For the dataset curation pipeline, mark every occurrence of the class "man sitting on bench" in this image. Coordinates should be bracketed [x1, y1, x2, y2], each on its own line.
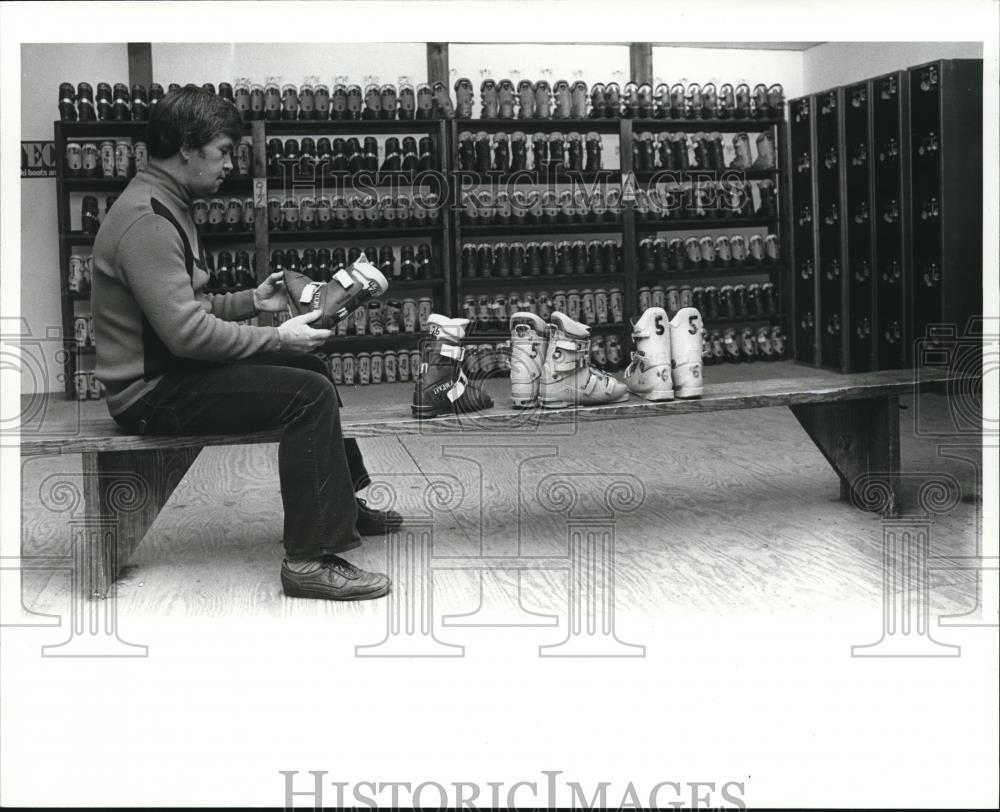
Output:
[91, 86, 396, 602]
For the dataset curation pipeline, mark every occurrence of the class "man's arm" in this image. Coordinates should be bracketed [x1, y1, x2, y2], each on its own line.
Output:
[118, 213, 279, 360]
[199, 287, 258, 322]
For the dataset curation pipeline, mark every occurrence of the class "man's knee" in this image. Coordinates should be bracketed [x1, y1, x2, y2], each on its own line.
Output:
[280, 369, 339, 424]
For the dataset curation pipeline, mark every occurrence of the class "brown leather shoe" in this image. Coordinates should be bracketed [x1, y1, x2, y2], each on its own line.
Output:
[281, 555, 390, 600]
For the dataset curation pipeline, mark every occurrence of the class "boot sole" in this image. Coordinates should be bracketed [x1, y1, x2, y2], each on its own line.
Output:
[675, 390, 703, 399]
[540, 392, 630, 409]
[281, 579, 391, 601]
[411, 403, 494, 419]
[511, 398, 538, 408]
[411, 405, 445, 419]
[636, 389, 675, 402]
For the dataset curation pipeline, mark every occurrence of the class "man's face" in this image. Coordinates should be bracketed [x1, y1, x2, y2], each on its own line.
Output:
[185, 134, 234, 195]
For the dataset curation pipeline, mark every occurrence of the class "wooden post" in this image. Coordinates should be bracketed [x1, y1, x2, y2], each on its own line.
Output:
[629, 43, 653, 86]
[127, 43, 153, 88]
[427, 43, 449, 85]
[251, 120, 269, 288]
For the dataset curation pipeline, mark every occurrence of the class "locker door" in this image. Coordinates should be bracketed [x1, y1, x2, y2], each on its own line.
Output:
[871, 71, 908, 369]
[815, 89, 845, 370]
[844, 81, 875, 372]
[789, 95, 817, 364]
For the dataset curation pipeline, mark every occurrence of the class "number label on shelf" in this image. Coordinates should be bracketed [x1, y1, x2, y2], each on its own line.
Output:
[253, 179, 267, 208]
[620, 171, 637, 203]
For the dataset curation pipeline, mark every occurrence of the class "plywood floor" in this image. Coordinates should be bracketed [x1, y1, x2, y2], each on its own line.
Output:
[18, 361, 984, 621]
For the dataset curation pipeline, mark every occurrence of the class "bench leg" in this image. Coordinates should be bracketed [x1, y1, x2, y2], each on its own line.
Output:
[789, 396, 901, 517]
[81, 446, 202, 598]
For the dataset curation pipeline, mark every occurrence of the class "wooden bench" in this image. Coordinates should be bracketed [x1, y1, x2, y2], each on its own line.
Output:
[20, 366, 953, 598]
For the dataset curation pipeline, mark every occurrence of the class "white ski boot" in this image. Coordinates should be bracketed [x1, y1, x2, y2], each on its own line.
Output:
[509, 312, 548, 408]
[538, 311, 630, 409]
[669, 307, 704, 398]
[624, 307, 674, 401]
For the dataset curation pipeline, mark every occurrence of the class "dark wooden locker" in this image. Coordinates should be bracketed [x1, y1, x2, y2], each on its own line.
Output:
[909, 58, 983, 350]
[844, 81, 876, 372]
[871, 71, 910, 369]
[790, 95, 818, 364]
[814, 88, 847, 370]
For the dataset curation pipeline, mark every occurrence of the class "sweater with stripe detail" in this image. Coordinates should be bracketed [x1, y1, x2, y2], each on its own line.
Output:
[92, 163, 280, 416]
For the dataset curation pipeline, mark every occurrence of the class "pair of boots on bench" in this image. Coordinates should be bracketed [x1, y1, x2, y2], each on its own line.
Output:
[509, 306, 705, 408]
[414, 304, 704, 418]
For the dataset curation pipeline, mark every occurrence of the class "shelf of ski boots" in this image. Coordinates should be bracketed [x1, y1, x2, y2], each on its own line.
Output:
[461, 287, 627, 332]
[458, 188, 625, 236]
[637, 282, 781, 321]
[454, 129, 620, 183]
[635, 232, 780, 280]
[261, 191, 443, 239]
[452, 78, 785, 124]
[268, 245, 443, 286]
[57, 78, 460, 125]
[264, 134, 442, 186]
[632, 177, 779, 230]
[702, 325, 788, 365]
[326, 348, 426, 386]
[59, 129, 252, 189]
[461, 239, 624, 282]
[629, 129, 779, 180]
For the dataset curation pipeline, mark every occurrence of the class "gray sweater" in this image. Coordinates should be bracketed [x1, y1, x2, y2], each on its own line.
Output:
[92, 163, 280, 415]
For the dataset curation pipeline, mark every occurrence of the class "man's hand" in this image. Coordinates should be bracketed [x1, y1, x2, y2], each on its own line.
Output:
[276, 310, 333, 353]
[253, 271, 288, 313]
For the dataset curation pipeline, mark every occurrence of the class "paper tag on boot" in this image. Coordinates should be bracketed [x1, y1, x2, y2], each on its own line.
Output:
[332, 269, 354, 289]
[447, 371, 468, 402]
[299, 282, 322, 304]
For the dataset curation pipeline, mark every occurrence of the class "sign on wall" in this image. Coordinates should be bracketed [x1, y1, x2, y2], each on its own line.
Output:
[21, 141, 57, 177]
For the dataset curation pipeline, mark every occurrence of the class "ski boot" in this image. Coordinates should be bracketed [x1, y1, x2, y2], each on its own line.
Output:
[669, 307, 704, 398]
[625, 307, 674, 401]
[411, 315, 494, 418]
[283, 253, 388, 329]
[509, 312, 549, 408]
[538, 312, 630, 409]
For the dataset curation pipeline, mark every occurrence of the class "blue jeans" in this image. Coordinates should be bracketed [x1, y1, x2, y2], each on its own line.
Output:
[112, 354, 369, 560]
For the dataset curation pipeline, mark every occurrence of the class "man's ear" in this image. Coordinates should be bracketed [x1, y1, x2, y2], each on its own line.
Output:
[179, 144, 193, 162]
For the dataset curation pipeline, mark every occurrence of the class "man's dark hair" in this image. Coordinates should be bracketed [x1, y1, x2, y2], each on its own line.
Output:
[146, 85, 243, 160]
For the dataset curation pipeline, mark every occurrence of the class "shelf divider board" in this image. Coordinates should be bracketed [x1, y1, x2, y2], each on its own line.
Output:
[251, 120, 269, 296]
[620, 117, 638, 344]
[629, 43, 653, 86]
[436, 120, 453, 319]
[427, 43, 449, 86]
[55, 120, 76, 398]
[126, 42, 153, 89]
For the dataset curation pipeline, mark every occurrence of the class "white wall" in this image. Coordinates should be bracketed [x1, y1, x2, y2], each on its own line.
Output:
[20, 43, 129, 394]
[150, 42, 428, 90]
[652, 46, 804, 100]
[802, 41, 984, 95]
